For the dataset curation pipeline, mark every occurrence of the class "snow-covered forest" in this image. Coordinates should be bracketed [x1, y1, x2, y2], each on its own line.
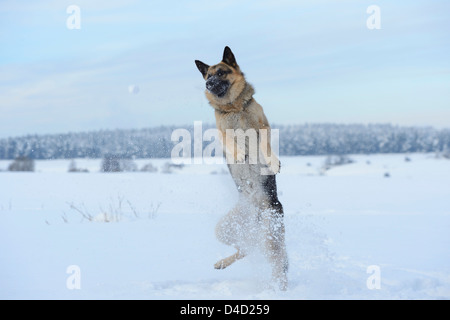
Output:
[0, 123, 449, 160]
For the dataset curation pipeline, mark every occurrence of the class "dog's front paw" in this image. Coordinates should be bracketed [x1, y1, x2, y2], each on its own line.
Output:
[274, 159, 281, 173]
[269, 158, 281, 174]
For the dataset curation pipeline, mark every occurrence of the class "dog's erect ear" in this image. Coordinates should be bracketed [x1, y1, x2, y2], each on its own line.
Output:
[195, 60, 209, 78]
[222, 46, 237, 68]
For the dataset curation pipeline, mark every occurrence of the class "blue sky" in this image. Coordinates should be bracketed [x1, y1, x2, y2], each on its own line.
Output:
[0, 0, 449, 138]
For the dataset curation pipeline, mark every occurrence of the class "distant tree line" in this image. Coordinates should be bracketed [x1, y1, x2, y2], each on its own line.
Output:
[0, 123, 449, 160]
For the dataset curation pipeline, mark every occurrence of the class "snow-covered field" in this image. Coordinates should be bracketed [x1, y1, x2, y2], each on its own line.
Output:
[0, 154, 449, 299]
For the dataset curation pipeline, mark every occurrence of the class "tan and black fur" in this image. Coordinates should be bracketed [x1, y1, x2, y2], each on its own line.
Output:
[195, 47, 288, 290]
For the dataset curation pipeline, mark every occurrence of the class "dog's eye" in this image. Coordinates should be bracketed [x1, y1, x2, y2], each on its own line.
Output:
[217, 70, 224, 77]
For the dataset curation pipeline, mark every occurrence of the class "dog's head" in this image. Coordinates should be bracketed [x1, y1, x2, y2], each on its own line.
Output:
[195, 46, 245, 100]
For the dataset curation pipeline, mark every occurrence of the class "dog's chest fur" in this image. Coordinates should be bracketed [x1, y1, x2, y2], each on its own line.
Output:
[214, 109, 268, 202]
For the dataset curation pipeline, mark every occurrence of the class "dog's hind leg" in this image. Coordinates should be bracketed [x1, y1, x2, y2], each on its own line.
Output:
[260, 175, 289, 290]
[264, 223, 288, 290]
[214, 204, 253, 269]
[259, 204, 288, 290]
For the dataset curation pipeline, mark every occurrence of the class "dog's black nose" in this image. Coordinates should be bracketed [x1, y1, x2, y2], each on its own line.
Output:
[206, 80, 214, 90]
[206, 77, 217, 90]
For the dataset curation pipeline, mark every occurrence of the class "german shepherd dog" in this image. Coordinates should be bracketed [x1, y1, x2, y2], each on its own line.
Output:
[195, 47, 288, 290]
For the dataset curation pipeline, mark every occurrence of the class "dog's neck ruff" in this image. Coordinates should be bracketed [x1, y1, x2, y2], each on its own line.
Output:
[212, 83, 255, 114]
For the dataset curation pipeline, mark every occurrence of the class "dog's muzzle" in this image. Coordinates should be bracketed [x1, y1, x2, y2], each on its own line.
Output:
[206, 76, 230, 98]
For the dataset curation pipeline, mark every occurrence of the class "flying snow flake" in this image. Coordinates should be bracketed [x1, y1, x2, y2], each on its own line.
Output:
[128, 85, 140, 95]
